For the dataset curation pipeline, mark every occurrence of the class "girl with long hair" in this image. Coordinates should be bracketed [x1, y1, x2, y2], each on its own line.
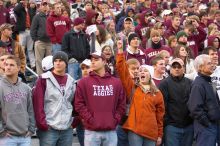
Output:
[116, 40, 165, 146]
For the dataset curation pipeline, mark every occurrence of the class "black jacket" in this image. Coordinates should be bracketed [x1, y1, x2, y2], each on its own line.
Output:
[159, 75, 193, 128]
[14, 3, 36, 32]
[62, 29, 90, 62]
[188, 73, 220, 127]
[30, 12, 50, 42]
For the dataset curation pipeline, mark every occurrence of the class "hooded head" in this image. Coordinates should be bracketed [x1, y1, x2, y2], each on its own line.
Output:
[85, 9, 98, 26]
[208, 35, 220, 48]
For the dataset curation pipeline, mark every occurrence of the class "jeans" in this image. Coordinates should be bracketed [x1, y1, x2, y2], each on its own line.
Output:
[52, 44, 61, 55]
[194, 121, 217, 146]
[0, 136, 31, 146]
[37, 127, 73, 146]
[68, 62, 82, 80]
[164, 124, 194, 146]
[128, 131, 156, 146]
[116, 125, 128, 146]
[217, 122, 220, 146]
[19, 30, 35, 68]
[76, 123, 84, 146]
[84, 129, 117, 146]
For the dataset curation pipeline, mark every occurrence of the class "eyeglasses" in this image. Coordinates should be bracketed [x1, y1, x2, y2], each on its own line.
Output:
[42, 2, 48, 6]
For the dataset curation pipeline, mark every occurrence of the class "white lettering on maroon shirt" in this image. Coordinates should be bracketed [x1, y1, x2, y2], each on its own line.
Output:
[93, 85, 114, 96]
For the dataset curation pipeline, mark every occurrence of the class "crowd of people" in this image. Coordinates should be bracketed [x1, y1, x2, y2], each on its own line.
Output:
[0, 0, 220, 146]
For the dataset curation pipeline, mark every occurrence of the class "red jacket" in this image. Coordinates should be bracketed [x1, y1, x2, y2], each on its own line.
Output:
[46, 12, 71, 44]
[74, 71, 126, 131]
[145, 45, 172, 65]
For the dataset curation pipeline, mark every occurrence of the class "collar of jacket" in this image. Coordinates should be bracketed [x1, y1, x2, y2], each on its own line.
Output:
[170, 74, 184, 82]
[198, 72, 212, 82]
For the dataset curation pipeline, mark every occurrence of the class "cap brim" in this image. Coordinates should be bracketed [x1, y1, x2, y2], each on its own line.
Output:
[88, 54, 101, 59]
[171, 61, 183, 66]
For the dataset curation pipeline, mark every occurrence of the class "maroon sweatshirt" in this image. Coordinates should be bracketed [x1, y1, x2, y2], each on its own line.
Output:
[164, 25, 181, 38]
[0, 6, 9, 25]
[74, 71, 126, 131]
[188, 26, 207, 58]
[46, 12, 71, 44]
[145, 45, 172, 65]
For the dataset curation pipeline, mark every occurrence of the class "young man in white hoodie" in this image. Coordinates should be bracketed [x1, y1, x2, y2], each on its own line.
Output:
[0, 55, 35, 146]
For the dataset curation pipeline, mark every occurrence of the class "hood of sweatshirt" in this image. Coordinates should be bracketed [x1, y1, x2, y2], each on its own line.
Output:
[1, 76, 22, 87]
[89, 71, 112, 78]
[85, 9, 98, 26]
[125, 7, 135, 17]
[208, 35, 219, 47]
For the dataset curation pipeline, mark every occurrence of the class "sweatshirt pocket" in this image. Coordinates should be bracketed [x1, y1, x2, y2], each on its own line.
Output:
[92, 112, 117, 130]
[207, 106, 220, 121]
[6, 112, 28, 134]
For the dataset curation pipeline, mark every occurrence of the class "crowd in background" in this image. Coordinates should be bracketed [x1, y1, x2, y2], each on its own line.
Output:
[0, 0, 220, 146]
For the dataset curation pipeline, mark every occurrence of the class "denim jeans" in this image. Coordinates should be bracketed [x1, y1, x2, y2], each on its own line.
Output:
[164, 124, 194, 146]
[76, 123, 84, 146]
[194, 121, 217, 146]
[68, 62, 82, 80]
[217, 122, 220, 146]
[84, 129, 117, 146]
[116, 125, 129, 146]
[52, 44, 61, 55]
[37, 127, 73, 146]
[128, 131, 156, 146]
[0, 136, 31, 146]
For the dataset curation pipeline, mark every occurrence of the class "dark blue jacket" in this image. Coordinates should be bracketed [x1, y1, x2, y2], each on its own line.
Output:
[187, 73, 220, 127]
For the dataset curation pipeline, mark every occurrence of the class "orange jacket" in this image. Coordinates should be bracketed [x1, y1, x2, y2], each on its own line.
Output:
[116, 53, 165, 141]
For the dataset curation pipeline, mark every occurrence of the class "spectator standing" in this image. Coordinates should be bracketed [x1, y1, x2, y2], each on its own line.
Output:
[0, 0, 9, 25]
[14, 0, 36, 70]
[62, 17, 90, 80]
[159, 58, 194, 146]
[151, 56, 166, 86]
[46, 2, 71, 55]
[116, 40, 165, 146]
[164, 15, 181, 38]
[75, 59, 91, 146]
[31, 0, 52, 75]
[188, 54, 220, 146]
[0, 23, 26, 77]
[116, 58, 140, 146]
[33, 51, 76, 146]
[74, 51, 126, 146]
[0, 53, 9, 78]
[124, 32, 147, 65]
[145, 29, 172, 65]
[0, 55, 35, 146]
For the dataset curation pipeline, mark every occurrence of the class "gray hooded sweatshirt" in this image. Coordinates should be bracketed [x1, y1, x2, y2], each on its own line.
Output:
[0, 77, 35, 136]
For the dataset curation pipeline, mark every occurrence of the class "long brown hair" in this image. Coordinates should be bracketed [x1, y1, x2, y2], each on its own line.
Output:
[96, 25, 107, 44]
[173, 45, 192, 64]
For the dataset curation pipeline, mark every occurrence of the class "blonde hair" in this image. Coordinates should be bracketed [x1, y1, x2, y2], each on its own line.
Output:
[138, 66, 159, 95]
[208, 23, 218, 35]
[150, 29, 161, 38]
